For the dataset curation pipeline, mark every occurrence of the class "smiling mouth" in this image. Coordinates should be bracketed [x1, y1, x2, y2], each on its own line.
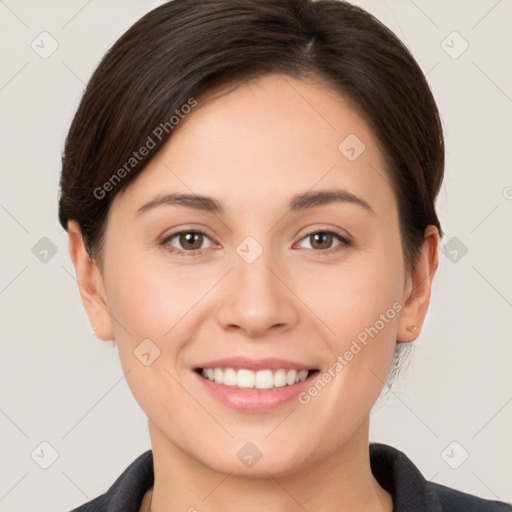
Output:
[194, 367, 319, 390]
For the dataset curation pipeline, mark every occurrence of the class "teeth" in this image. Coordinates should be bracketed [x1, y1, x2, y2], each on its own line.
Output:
[223, 367, 237, 386]
[274, 369, 287, 387]
[214, 368, 223, 384]
[200, 367, 310, 389]
[237, 369, 255, 388]
[297, 370, 308, 382]
[255, 369, 273, 389]
[286, 369, 297, 385]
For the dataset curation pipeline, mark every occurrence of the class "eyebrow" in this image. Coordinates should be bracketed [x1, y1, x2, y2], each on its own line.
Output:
[135, 189, 375, 217]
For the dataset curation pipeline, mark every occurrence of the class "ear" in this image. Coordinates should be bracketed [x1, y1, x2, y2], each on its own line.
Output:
[397, 225, 439, 343]
[67, 220, 115, 342]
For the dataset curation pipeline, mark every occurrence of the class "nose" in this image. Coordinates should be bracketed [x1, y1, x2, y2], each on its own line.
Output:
[215, 245, 300, 338]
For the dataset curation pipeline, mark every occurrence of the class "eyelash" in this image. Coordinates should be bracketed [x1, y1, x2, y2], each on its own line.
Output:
[159, 228, 353, 257]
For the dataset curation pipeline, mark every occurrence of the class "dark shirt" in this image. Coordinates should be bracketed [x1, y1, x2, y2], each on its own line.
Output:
[67, 443, 511, 511]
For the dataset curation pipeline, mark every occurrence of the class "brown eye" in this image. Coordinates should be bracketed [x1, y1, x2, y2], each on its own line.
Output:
[162, 230, 212, 254]
[309, 232, 334, 250]
[178, 232, 204, 250]
[297, 230, 352, 253]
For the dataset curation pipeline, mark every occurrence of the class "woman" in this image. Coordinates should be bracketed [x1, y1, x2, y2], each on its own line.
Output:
[59, 0, 511, 510]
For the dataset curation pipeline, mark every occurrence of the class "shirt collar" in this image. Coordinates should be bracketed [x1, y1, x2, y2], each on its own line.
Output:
[370, 443, 442, 511]
[104, 443, 441, 511]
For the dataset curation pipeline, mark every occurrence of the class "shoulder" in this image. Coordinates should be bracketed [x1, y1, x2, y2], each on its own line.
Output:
[429, 481, 511, 512]
[65, 450, 154, 512]
[369, 443, 511, 512]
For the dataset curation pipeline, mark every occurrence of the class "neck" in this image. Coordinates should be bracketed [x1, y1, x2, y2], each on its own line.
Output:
[146, 418, 392, 512]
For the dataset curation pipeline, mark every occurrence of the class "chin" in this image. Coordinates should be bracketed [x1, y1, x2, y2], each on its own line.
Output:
[191, 439, 313, 479]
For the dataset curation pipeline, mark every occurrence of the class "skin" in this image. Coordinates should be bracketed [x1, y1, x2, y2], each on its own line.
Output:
[67, 73, 438, 512]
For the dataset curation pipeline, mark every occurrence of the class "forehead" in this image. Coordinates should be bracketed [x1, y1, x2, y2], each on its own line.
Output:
[113, 73, 396, 219]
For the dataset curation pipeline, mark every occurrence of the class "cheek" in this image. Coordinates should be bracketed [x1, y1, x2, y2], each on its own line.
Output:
[295, 286, 400, 444]
[102, 254, 221, 399]
[104, 249, 212, 341]
[102, 260, 202, 421]
[300, 243, 405, 347]
[298, 238, 405, 402]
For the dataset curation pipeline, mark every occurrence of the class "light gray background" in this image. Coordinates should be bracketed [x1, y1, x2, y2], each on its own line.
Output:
[1, 1, 511, 510]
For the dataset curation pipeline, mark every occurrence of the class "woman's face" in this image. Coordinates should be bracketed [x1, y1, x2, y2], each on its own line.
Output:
[77, 73, 432, 476]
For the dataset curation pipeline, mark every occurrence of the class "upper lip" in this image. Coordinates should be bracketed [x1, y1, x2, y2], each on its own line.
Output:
[194, 357, 317, 371]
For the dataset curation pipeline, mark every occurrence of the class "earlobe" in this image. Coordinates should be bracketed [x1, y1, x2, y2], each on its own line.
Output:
[397, 225, 439, 343]
[67, 221, 115, 342]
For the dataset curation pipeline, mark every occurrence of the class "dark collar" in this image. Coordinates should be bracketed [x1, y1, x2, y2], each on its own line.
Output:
[70, 443, 511, 511]
[370, 443, 441, 510]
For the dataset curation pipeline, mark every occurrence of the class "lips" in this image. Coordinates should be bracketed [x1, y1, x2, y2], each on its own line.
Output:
[192, 357, 319, 410]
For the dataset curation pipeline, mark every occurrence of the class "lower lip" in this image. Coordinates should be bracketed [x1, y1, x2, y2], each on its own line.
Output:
[193, 370, 318, 413]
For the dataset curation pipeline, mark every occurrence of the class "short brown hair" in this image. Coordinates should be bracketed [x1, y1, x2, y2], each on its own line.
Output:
[58, 0, 444, 274]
